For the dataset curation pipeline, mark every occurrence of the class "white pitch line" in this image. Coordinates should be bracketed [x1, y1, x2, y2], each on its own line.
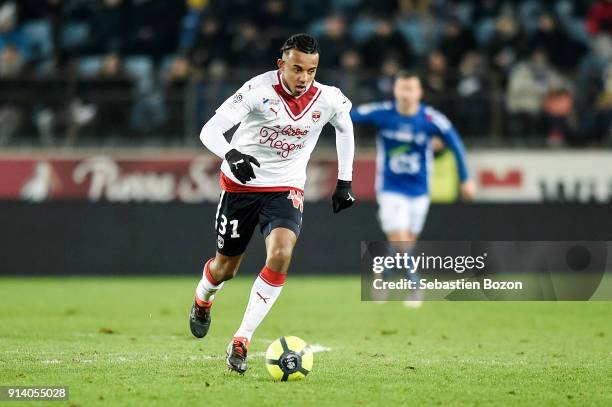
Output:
[308, 344, 332, 353]
[41, 359, 62, 364]
[38, 343, 332, 365]
[189, 355, 224, 361]
[252, 343, 332, 357]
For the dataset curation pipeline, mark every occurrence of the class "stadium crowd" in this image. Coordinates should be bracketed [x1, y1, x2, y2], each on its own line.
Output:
[0, 0, 611, 147]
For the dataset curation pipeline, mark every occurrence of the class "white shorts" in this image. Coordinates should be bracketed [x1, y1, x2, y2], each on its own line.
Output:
[376, 192, 430, 235]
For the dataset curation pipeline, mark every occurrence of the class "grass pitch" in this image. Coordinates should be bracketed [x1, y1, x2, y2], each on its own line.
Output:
[0, 276, 611, 406]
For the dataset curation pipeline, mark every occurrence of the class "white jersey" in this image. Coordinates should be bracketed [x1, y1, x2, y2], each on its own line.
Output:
[215, 70, 352, 191]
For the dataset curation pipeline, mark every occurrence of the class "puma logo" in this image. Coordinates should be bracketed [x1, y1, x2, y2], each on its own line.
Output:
[256, 292, 270, 303]
[347, 193, 356, 202]
[270, 107, 278, 117]
[232, 159, 244, 168]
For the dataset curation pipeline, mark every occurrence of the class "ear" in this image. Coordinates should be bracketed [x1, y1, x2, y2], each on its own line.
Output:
[277, 58, 284, 70]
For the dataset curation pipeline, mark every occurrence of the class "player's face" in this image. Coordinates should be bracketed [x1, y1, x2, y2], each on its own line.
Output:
[277, 50, 319, 96]
[394, 77, 423, 107]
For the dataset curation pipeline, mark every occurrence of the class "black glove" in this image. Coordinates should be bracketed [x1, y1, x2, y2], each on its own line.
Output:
[225, 149, 261, 184]
[331, 180, 356, 214]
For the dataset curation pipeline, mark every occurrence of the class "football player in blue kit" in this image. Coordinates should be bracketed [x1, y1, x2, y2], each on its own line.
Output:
[351, 71, 475, 307]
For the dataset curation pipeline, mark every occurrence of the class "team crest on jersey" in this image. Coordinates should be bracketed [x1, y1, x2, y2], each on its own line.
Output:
[312, 110, 321, 122]
[287, 190, 304, 213]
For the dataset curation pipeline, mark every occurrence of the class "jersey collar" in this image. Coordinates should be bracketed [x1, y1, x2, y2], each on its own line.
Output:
[273, 70, 321, 121]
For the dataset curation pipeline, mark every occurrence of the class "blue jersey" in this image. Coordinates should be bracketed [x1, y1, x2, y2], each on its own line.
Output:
[350, 102, 469, 197]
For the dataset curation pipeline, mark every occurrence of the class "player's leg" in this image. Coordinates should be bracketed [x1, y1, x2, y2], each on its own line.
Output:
[190, 191, 260, 339]
[373, 192, 411, 301]
[397, 194, 430, 308]
[194, 252, 243, 309]
[190, 253, 243, 339]
[235, 227, 296, 340]
[227, 227, 297, 373]
[227, 190, 302, 373]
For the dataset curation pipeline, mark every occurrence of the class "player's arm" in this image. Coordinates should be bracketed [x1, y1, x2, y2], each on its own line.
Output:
[435, 119, 476, 201]
[199, 87, 260, 184]
[349, 102, 381, 125]
[199, 114, 234, 158]
[330, 103, 356, 214]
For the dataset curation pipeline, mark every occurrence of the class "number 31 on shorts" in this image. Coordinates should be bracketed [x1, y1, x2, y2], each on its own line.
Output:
[218, 214, 240, 238]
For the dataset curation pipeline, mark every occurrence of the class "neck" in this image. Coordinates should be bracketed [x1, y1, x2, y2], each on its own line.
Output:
[280, 73, 297, 97]
[397, 102, 419, 116]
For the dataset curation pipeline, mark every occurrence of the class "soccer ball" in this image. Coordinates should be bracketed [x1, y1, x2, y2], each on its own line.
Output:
[265, 336, 313, 381]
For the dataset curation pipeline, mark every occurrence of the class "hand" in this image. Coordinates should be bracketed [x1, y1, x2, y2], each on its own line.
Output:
[332, 180, 356, 213]
[225, 149, 261, 184]
[460, 180, 476, 201]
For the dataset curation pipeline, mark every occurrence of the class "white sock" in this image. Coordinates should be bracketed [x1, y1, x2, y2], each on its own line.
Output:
[234, 266, 286, 342]
[195, 258, 224, 306]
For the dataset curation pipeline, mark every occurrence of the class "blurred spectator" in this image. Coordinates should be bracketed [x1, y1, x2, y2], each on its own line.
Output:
[100, 53, 123, 78]
[360, 19, 414, 71]
[341, 49, 362, 71]
[178, 0, 207, 51]
[506, 49, 566, 138]
[79, 53, 130, 140]
[457, 52, 488, 98]
[542, 88, 577, 146]
[0, 43, 24, 145]
[257, 0, 300, 61]
[455, 51, 490, 137]
[78, 0, 126, 55]
[0, 101, 22, 144]
[189, 15, 230, 70]
[317, 15, 353, 70]
[162, 55, 192, 139]
[438, 18, 477, 70]
[0, 43, 22, 77]
[334, 49, 372, 103]
[486, 14, 524, 79]
[582, 64, 612, 145]
[529, 13, 586, 70]
[576, 34, 612, 145]
[371, 58, 402, 99]
[586, 0, 612, 36]
[230, 20, 268, 69]
[0, 1, 30, 59]
[166, 55, 192, 82]
[421, 50, 453, 113]
[197, 59, 234, 128]
[125, 0, 185, 60]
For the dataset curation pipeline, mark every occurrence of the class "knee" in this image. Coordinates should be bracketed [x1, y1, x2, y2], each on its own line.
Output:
[266, 245, 293, 268]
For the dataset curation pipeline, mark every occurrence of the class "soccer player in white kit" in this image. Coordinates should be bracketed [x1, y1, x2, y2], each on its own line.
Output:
[189, 34, 356, 373]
